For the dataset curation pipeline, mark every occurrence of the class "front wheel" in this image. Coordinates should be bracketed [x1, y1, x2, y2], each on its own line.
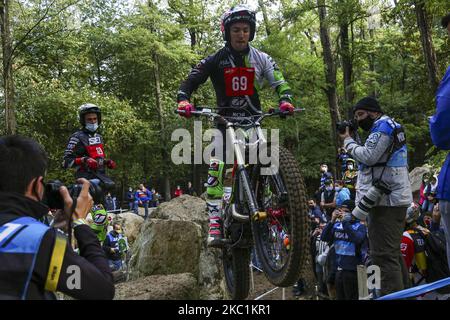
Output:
[222, 246, 250, 300]
[251, 146, 308, 287]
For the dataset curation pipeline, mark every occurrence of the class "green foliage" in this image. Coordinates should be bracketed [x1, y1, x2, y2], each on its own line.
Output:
[2, 0, 449, 198]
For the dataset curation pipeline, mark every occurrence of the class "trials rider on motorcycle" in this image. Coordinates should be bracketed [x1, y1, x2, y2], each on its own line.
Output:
[176, 5, 297, 247]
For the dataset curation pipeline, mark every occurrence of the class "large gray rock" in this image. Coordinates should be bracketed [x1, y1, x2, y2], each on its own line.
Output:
[137, 206, 157, 219]
[112, 211, 145, 245]
[114, 273, 199, 300]
[409, 166, 432, 193]
[152, 194, 208, 226]
[131, 219, 202, 278]
[129, 195, 225, 299]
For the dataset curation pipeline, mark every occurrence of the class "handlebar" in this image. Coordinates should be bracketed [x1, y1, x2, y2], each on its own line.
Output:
[175, 107, 305, 126]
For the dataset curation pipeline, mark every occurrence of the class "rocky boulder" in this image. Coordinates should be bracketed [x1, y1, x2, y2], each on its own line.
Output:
[129, 195, 225, 299]
[136, 206, 157, 219]
[112, 211, 145, 245]
[114, 273, 199, 300]
[409, 166, 432, 193]
[152, 195, 208, 226]
[131, 219, 202, 277]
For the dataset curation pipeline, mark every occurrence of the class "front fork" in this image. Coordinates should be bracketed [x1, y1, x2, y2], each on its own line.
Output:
[226, 125, 267, 222]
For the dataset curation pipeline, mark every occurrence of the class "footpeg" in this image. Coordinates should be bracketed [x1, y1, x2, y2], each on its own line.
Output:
[252, 211, 267, 221]
[207, 238, 232, 248]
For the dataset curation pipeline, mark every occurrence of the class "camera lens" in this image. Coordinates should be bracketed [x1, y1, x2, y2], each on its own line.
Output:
[352, 185, 383, 220]
[69, 179, 105, 205]
[87, 179, 104, 204]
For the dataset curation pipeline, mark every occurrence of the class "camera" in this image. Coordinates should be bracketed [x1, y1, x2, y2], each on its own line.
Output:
[352, 179, 391, 221]
[336, 119, 358, 134]
[44, 179, 107, 209]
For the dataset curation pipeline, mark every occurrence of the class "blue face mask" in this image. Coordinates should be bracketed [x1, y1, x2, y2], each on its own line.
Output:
[335, 187, 342, 192]
[326, 186, 333, 191]
[85, 122, 98, 132]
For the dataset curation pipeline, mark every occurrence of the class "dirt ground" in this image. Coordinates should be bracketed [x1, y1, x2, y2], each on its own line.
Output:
[246, 271, 313, 300]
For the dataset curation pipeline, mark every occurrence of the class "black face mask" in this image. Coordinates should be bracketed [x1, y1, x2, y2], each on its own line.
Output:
[358, 116, 375, 131]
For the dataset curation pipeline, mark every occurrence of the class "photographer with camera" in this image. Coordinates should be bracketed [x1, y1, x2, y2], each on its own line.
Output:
[63, 103, 116, 181]
[0, 135, 114, 300]
[321, 200, 368, 300]
[339, 96, 412, 296]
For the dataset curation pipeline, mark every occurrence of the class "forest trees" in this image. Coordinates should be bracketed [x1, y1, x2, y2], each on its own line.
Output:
[0, 0, 448, 197]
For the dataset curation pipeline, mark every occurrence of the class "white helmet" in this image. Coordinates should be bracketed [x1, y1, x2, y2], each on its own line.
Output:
[78, 103, 101, 126]
[220, 5, 256, 42]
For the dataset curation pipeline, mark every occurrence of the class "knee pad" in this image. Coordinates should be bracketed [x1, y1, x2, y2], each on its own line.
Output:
[206, 158, 224, 199]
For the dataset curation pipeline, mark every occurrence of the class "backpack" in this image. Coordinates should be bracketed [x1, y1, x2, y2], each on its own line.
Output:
[423, 230, 450, 294]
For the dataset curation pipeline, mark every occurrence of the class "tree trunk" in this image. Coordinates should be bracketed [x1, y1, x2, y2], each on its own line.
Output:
[188, 0, 196, 49]
[304, 29, 319, 58]
[317, 0, 340, 156]
[368, 28, 377, 97]
[153, 53, 171, 201]
[1, 0, 16, 135]
[142, 148, 149, 182]
[184, 2, 202, 196]
[340, 22, 354, 116]
[258, 0, 271, 37]
[414, 0, 439, 92]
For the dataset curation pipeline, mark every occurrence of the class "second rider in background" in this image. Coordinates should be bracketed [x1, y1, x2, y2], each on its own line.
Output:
[176, 5, 297, 247]
[63, 103, 117, 243]
[63, 103, 116, 180]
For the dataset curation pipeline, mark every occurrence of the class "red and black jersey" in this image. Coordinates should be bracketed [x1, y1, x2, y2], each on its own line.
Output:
[401, 229, 426, 270]
[401, 232, 415, 270]
[63, 129, 106, 178]
[177, 43, 293, 117]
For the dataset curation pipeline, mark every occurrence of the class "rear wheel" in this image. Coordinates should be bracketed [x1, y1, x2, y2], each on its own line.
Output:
[251, 146, 308, 287]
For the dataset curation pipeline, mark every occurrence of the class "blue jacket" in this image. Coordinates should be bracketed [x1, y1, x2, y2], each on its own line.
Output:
[320, 172, 333, 190]
[309, 205, 327, 223]
[430, 66, 450, 201]
[135, 189, 152, 202]
[126, 191, 134, 201]
[0, 217, 49, 299]
[335, 187, 351, 207]
[103, 231, 123, 261]
[321, 219, 367, 271]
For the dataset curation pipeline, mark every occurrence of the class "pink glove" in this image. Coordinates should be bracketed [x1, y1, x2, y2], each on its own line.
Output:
[177, 100, 195, 118]
[105, 159, 116, 169]
[279, 101, 295, 115]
